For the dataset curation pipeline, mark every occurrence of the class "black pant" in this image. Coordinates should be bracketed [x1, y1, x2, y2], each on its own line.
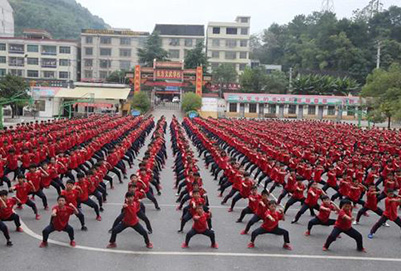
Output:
[0, 221, 10, 241]
[238, 206, 254, 222]
[251, 226, 290, 244]
[284, 197, 304, 214]
[293, 203, 320, 222]
[307, 217, 336, 231]
[42, 224, 74, 242]
[370, 215, 401, 234]
[1, 213, 21, 228]
[356, 207, 383, 222]
[230, 193, 244, 210]
[109, 222, 149, 245]
[79, 198, 100, 216]
[24, 199, 38, 215]
[0, 175, 11, 188]
[324, 226, 363, 251]
[185, 228, 215, 245]
[244, 214, 262, 233]
[31, 190, 48, 208]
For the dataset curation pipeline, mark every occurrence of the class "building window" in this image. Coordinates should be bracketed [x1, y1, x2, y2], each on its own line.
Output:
[100, 36, 112, 44]
[211, 51, 220, 59]
[85, 36, 93, 44]
[120, 37, 131, 45]
[27, 45, 39, 52]
[100, 48, 112, 56]
[308, 105, 316, 115]
[120, 60, 131, 70]
[226, 39, 237, 48]
[84, 70, 93, 78]
[327, 106, 336, 115]
[85, 47, 93, 56]
[35, 100, 46, 112]
[0, 69, 6, 76]
[249, 104, 257, 113]
[84, 59, 93, 67]
[226, 27, 238, 35]
[225, 51, 236, 60]
[99, 71, 109, 79]
[212, 27, 220, 34]
[212, 39, 220, 47]
[169, 38, 180, 46]
[41, 45, 57, 55]
[347, 107, 355, 116]
[8, 57, 24, 67]
[240, 52, 247, 59]
[59, 59, 70, 66]
[27, 70, 39, 78]
[229, 103, 237, 112]
[196, 39, 204, 45]
[240, 17, 249, 23]
[0, 56, 6, 63]
[59, 71, 69, 79]
[41, 58, 57, 68]
[99, 59, 111, 68]
[27, 58, 39, 65]
[184, 39, 193, 47]
[269, 104, 276, 114]
[240, 28, 249, 35]
[9, 44, 24, 54]
[119, 48, 131, 57]
[0, 43, 5, 51]
[59, 46, 71, 54]
[169, 49, 180, 59]
[43, 71, 55, 78]
[240, 40, 248, 47]
[239, 64, 247, 71]
[9, 69, 24, 76]
[288, 104, 297, 114]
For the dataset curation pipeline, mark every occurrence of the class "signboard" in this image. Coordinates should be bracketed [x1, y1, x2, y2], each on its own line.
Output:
[195, 66, 203, 97]
[211, 83, 241, 91]
[165, 86, 179, 91]
[188, 111, 199, 119]
[31, 87, 60, 98]
[131, 109, 141, 116]
[154, 61, 183, 69]
[155, 70, 183, 80]
[224, 93, 361, 106]
[134, 65, 141, 94]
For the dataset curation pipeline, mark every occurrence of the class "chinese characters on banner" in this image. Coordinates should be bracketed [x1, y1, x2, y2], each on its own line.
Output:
[134, 65, 141, 93]
[195, 66, 203, 97]
[155, 70, 183, 80]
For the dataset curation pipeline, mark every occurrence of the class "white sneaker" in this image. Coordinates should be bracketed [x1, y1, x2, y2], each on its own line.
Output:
[384, 222, 390, 227]
[352, 221, 358, 225]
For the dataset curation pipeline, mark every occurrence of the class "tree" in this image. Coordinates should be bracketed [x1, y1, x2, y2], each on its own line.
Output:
[184, 42, 208, 71]
[137, 32, 169, 66]
[265, 71, 289, 94]
[181, 92, 202, 113]
[239, 67, 267, 93]
[212, 64, 237, 94]
[0, 74, 29, 118]
[292, 74, 359, 96]
[131, 92, 151, 114]
[106, 70, 129, 84]
[361, 64, 401, 129]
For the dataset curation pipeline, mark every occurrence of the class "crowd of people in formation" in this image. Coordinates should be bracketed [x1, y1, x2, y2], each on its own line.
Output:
[0, 115, 154, 247]
[171, 116, 217, 249]
[184, 117, 401, 252]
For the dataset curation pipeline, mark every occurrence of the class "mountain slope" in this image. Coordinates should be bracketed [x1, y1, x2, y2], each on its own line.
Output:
[9, 0, 109, 39]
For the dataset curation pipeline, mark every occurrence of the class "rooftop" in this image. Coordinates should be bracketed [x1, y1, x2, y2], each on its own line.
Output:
[154, 24, 204, 37]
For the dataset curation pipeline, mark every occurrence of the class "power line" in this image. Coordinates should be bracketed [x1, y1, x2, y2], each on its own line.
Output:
[321, 0, 335, 12]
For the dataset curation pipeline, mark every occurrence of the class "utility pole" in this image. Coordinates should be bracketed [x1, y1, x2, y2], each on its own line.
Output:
[289, 67, 293, 93]
[376, 40, 381, 69]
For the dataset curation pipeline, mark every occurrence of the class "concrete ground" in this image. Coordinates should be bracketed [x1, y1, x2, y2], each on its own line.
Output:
[0, 107, 400, 271]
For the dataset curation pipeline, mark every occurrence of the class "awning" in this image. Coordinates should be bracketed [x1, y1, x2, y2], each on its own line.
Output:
[54, 87, 131, 100]
[75, 102, 113, 108]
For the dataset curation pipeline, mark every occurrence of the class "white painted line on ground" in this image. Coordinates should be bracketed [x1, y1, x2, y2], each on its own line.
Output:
[19, 221, 401, 262]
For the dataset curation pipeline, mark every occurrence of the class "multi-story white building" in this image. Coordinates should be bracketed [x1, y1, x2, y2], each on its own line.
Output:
[153, 24, 205, 62]
[80, 29, 149, 82]
[0, 0, 14, 37]
[0, 29, 79, 82]
[206, 16, 251, 74]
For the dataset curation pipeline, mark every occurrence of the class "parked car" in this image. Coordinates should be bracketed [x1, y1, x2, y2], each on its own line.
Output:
[172, 97, 180, 103]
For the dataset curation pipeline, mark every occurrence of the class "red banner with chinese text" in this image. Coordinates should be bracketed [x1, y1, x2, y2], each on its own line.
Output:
[195, 66, 203, 97]
[134, 65, 141, 94]
[155, 70, 183, 80]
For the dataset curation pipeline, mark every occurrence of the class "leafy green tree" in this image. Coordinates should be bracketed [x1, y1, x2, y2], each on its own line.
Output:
[212, 64, 237, 93]
[106, 70, 129, 84]
[239, 67, 267, 93]
[361, 63, 401, 128]
[181, 92, 202, 113]
[9, 0, 109, 39]
[265, 71, 289, 94]
[292, 74, 359, 96]
[131, 92, 151, 114]
[0, 74, 29, 118]
[137, 32, 169, 67]
[184, 42, 208, 72]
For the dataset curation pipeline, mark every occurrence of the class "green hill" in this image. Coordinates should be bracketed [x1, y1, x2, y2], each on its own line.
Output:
[9, 0, 109, 40]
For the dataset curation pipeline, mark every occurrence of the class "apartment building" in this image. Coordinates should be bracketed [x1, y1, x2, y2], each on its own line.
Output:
[153, 24, 204, 62]
[206, 16, 251, 74]
[0, 29, 79, 82]
[80, 29, 149, 82]
[0, 0, 14, 37]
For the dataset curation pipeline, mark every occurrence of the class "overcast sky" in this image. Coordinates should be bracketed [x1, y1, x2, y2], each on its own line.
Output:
[76, 0, 400, 34]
